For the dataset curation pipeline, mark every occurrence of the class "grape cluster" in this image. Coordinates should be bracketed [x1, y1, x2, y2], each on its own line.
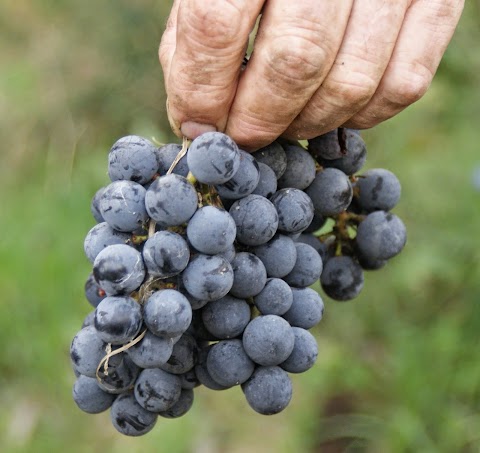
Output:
[71, 130, 406, 436]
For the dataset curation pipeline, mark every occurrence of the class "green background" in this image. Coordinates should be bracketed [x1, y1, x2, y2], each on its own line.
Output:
[1, 1, 479, 452]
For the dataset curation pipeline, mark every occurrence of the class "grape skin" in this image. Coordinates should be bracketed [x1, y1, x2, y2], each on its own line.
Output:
[84, 222, 130, 264]
[99, 180, 149, 232]
[253, 234, 297, 278]
[229, 195, 279, 246]
[320, 255, 365, 301]
[94, 296, 142, 345]
[270, 188, 314, 235]
[242, 366, 292, 415]
[108, 135, 158, 185]
[283, 287, 324, 329]
[93, 244, 145, 296]
[201, 295, 250, 339]
[306, 168, 353, 217]
[186, 206, 236, 255]
[277, 144, 317, 190]
[206, 339, 255, 387]
[110, 392, 157, 437]
[182, 254, 234, 301]
[145, 174, 198, 226]
[357, 168, 401, 212]
[280, 327, 318, 374]
[243, 315, 295, 367]
[187, 131, 241, 184]
[73, 375, 115, 414]
[355, 211, 407, 261]
[251, 142, 287, 179]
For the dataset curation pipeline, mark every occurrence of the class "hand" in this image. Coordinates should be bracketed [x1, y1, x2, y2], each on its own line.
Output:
[159, 0, 464, 150]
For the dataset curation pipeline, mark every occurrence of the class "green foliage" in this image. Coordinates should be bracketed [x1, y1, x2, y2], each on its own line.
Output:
[0, 2, 479, 452]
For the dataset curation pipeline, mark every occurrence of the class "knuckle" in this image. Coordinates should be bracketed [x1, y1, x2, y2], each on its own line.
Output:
[384, 63, 433, 106]
[182, 0, 249, 50]
[266, 36, 327, 86]
[324, 73, 378, 109]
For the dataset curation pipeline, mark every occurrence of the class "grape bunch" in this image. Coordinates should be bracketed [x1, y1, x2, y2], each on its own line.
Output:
[71, 130, 406, 436]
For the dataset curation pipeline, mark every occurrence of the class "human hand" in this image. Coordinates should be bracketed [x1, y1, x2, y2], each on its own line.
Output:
[159, 0, 464, 150]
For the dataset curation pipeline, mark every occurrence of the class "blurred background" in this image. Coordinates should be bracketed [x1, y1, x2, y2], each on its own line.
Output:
[1, 1, 479, 452]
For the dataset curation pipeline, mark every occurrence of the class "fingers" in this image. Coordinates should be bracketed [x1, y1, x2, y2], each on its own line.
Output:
[160, 0, 264, 139]
[159, 0, 182, 136]
[225, 0, 354, 150]
[284, 0, 411, 140]
[346, 0, 465, 129]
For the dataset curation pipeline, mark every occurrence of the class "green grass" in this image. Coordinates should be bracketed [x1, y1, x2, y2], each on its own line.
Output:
[1, 2, 480, 452]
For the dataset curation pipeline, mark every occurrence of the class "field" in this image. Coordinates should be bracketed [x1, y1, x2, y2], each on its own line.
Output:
[0, 2, 479, 452]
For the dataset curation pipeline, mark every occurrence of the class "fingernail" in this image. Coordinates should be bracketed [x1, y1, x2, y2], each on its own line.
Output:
[181, 122, 217, 140]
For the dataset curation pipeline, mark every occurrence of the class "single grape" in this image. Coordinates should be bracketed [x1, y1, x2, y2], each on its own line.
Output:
[73, 375, 115, 414]
[82, 310, 95, 328]
[317, 132, 367, 175]
[306, 168, 353, 217]
[253, 234, 297, 278]
[145, 174, 198, 226]
[93, 244, 145, 296]
[108, 135, 158, 184]
[94, 296, 142, 345]
[280, 327, 318, 373]
[187, 132, 241, 184]
[308, 128, 360, 160]
[159, 333, 198, 375]
[251, 162, 277, 198]
[90, 186, 106, 223]
[252, 142, 287, 179]
[84, 272, 106, 308]
[179, 369, 199, 390]
[230, 252, 267, 298]
[254, 278, 293, 316]
[269, 188, 314, 234]
[110, 392, 157, 437]
[126, 330, 175, 369]
[242, 366, 292, 415]
[158, 389, 194, 419]
[355, 211, 407, 261]
[182, 254, 234, 301]
[320, 255, 365, 301]
[195, 345, 231, 391]
[143, 289, 192, 338]
[283, 243, 323, 288]
[282, 287, 324, 329]
[201, 295, 250, 339]
[156, 143, 189, 177]
[186, 206, 236, 255]
[277, 144, 317, 190]
[99, 180, 148, 232]
[70, 325, 107, 378]
[134, 368, 182, 413]
[243, 315, 295, 366]
[229, 195, 279, 246]
[304, 213, 326, 234]
[215, 150, 260, 199]
[142, 231, 190, 277]
[356, 168, 401, 212]
[97, 353, 140, 395]
[207, 340, 255, 387]
[84, 222, 130, 264]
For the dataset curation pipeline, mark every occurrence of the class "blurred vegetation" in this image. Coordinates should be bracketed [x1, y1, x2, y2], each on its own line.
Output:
[1, 1, 480, 452]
